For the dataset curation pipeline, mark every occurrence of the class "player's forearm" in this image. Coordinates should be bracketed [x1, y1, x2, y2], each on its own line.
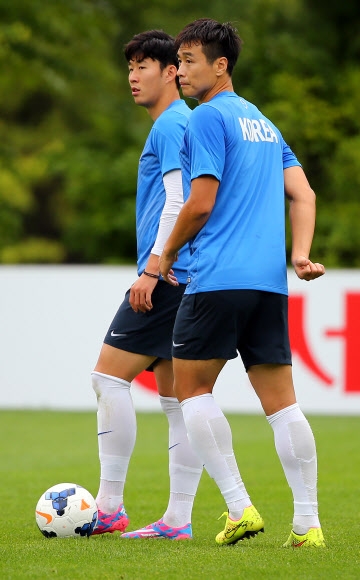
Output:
[144, 253, 161, 275]
[289, 195, 316, 264]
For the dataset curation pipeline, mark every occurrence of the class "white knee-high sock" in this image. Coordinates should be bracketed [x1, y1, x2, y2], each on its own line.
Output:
[181, 393, 251, 520]
[92, 371, 136, 513]
[267, 403, 320, 534]
[160, 396, 203, 528]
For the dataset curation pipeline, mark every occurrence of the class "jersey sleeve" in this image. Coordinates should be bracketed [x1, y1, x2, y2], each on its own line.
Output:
[150, 109, 188, 176]
[149, 128, 181, 176]
[282, 139, 302, 169]
[186, 105, 225, 181]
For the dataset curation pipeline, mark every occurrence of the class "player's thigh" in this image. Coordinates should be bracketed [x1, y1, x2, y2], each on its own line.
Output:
[173, 357, 226, 402]
[238, 291, 291, 370]
[172, 292, 238, 361]
[248, 363, 296, 416]
[105, 281, 185, 362]
[94, 343, 156, 383]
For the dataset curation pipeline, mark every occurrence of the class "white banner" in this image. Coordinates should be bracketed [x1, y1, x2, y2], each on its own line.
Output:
[0, 266, 359, 414]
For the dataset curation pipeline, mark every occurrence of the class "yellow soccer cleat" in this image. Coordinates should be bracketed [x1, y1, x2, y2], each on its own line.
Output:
[283, 527, 326, 548]
[215, 505, 265, 546]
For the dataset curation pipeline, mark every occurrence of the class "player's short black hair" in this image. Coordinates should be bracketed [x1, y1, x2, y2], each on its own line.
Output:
[124, 30, 180, 88]
[175, 18, 242, 76]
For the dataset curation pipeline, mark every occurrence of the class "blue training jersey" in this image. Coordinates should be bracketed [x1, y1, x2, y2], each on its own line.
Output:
[136, 99, 191, 283]
[180, 92, 301, 295]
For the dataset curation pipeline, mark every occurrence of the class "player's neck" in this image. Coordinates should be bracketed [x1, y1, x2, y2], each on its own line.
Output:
[148, 88, 181, 121]
[199, 78, 233, 104]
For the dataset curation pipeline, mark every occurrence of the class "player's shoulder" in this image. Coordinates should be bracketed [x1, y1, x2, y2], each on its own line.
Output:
[151, 103, 189, 144]
[191, 92, 240, 120]
[189, 98, 225, 131]
[156, 99, 191, 128]
[150, 100, 190, 149]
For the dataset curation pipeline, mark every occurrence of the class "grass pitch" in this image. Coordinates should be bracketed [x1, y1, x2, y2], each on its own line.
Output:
[0, 410, 359, 579]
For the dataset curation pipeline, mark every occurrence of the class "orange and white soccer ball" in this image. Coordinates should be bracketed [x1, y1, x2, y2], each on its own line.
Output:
[35, 483, 98, 538]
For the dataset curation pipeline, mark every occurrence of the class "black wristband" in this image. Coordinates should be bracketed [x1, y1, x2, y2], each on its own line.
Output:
[143, 271, 160, 279]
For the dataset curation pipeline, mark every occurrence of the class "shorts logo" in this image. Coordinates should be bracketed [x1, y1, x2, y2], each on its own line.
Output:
[111, 331, 127, 337]
[173, 341, 185, 347]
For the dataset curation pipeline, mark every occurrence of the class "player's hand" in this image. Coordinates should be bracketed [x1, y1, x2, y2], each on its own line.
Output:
[293, 256, 325, 281]
[159, 251, 179, 286]
[129, 274, 158, 312]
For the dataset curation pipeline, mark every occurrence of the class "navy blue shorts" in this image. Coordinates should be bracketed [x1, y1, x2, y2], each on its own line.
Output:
[172, 289, 292, 370]
[104, 280, 186, 364]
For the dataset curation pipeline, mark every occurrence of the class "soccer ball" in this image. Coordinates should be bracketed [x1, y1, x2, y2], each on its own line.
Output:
[35, 482, 98, 538]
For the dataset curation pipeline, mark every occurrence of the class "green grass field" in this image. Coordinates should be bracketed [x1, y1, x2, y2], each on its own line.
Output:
[0, 411, 359, 579]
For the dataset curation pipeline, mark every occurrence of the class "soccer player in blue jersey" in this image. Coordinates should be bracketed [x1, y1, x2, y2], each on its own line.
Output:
[91, 30, 202, 539]
[159, 19, 326, 548]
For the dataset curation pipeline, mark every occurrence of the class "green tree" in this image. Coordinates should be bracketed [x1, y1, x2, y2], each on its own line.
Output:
[0, 0, 359, 266]
[0, 0, 139, 263]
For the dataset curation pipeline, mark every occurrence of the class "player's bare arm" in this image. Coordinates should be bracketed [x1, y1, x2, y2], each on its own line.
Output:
[284, 165, 325, 281]
[159, 175, 219, 283]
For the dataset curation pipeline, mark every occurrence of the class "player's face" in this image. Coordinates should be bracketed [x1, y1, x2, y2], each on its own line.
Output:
[128, 58, 166, 109]
[177, 43, 218, 103]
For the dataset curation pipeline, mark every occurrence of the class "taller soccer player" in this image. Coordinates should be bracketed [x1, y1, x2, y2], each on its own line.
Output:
[160, 18, 326, 548]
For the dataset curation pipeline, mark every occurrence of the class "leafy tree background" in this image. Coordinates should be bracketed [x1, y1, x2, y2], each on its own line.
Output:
[1, 0, 359, 265]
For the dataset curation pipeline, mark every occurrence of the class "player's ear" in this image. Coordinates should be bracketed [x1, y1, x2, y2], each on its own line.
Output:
[166, 64, 178, 83]
[215, 57, 228, 77]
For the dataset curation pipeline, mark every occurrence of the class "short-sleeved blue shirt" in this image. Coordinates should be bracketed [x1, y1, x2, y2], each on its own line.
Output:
[137, 100, 191, 283]
[180, 92, 301, 295]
